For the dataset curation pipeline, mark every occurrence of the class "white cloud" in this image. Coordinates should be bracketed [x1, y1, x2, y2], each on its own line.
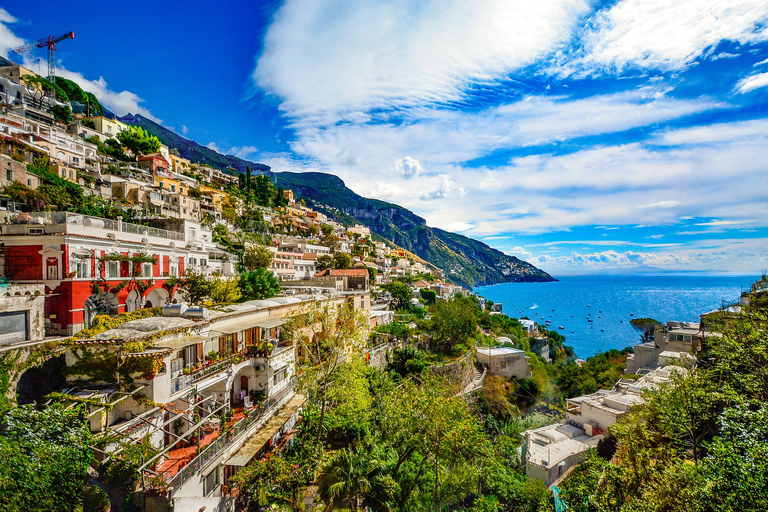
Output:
[735, 71, 768, 93]
[394, 156, 423, 179]
[576, 0, 768, 72]
[206, 142, 259, 160]
[642, 201, 679, 209]
[507, 246, 532, 258]
[0, 9, 24, 56]
[529, 238, 768, 273]
[181, 125, 188, 135]
[255, 0, 591, 118]
[0, 11, 160, 122]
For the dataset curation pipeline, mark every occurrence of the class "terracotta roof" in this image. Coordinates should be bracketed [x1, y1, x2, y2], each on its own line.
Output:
[314, 268, 369, 277]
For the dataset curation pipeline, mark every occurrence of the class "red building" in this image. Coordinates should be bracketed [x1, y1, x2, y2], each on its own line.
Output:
[0, 212, 235, 335]
[137, 153, 170, 174]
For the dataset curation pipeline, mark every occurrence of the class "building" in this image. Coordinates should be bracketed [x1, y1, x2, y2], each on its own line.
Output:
[0, 153, 40, 190]
[60, 293, 369, 512]
[522, 366, 685, 486]
[139, 153, 171, 174]
[0, 211, 235, 335]
[625, 321, 701, 374]
[0, 283, 45, 347]
[520, 319, 538, 334]
[81, 116, 129, 139]
[314, 266, 370, 291]
[475, 346, 532, 380]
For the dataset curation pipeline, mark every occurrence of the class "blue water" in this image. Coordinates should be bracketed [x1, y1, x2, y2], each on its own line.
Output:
[474, 274, 757, 358]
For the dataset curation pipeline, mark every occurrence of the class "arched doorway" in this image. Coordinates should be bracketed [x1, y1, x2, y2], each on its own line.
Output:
[84, 292, 118, 327]
[145, 287, 170, 309]
[125, 290, 141, 313]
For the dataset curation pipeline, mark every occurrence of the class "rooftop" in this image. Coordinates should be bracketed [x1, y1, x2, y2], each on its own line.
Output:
[477, 346, 526, 357]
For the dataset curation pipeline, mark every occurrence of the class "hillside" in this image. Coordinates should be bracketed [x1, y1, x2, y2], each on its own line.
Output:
[119, 115, 555, 288]
[274, 172, 554, 287]
[118, 113, 271, 176]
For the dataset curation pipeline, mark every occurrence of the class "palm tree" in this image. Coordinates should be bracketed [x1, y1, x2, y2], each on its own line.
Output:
[317, 445, 389, 511]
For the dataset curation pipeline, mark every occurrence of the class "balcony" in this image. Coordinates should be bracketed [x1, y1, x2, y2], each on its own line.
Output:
[170, 352, 249, 394]
[2, 211, 185, 242]
[161, 380, 296, 491]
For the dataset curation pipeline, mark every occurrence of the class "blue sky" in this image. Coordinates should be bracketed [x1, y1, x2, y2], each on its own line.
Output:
[3, 1, 768, 275]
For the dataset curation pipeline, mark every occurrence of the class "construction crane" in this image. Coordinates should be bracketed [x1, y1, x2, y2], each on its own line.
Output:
[12, 31, 74, 82]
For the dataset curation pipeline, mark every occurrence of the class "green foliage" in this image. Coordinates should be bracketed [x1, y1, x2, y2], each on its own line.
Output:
[0, 404, 92, 512]
[238, 268, 281, 301]
[382, 281, 413, 311]
[630, 317, 661, 343]
[388, 345, 429, 377]
[209, 276, 241, 304]
[430, 296, 480, 354]
[51, 103, 72, 125]
[334, 252, 352, 269]
[316, 254, 334, 271]
[56, 77, 104, 116]
[85, 135, 130, 161]
[554, 348, 630, 398]
[116, 125, 161, 157]
[420, 288, 437, 305]
[242, 244, 273, 271]
[82, 485, 110, 512]
[166, 270, 211, 304]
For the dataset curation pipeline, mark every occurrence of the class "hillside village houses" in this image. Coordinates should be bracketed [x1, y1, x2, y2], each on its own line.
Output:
[0, 56, 458, 510]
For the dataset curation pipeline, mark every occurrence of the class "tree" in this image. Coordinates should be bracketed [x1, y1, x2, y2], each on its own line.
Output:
[0, 404, 92, 512]
[21, 75, 68, 109]
[239, 268, 281, 300]
[166, 270, 211, 304]
[333, 252, 352, 269]
[292, 299, 369, 447]
[318, 444, 389, 511]
[382, 281, 412, 311]
[116, 126, 161, 157]
[209, 276, 241, 304]
[431, 296, 479, 353]
[420, 289, 437, 306]
[316, 254, 334, 271]
[630, 317, 661, 343]
[51, 104, 72, 125]
[245, 165, 251, 194]
[242, 244, 273, 271]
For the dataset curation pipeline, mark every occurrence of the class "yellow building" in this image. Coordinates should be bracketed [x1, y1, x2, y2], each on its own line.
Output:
[83, 116, 129, 138]
[154, 174, 189, 196]
[169, 153, 192, 174]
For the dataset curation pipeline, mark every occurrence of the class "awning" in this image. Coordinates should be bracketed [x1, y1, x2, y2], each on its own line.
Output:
[155, 334, 208, 351]
[225, 394, 304, 466]
[252, 317, 287, 329]
[209, 317, 266, 335]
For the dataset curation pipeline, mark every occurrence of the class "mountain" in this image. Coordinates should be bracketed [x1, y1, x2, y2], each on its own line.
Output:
[118, 114, 271, 176]
[119, 114, 555, 288]
[273, 172, 555, 287]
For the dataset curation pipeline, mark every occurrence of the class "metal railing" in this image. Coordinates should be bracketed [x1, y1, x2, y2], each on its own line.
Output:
[9, 212, 184, 241]
[165, 380, 296, 490]
[170, 352, 248, 394]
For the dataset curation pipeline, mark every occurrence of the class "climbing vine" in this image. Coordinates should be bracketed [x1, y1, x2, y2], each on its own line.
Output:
[64, 346, 164, 384]
[65, 308, 162, 343]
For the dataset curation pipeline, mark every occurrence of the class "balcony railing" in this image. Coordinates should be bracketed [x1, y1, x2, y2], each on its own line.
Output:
[170, 352, 248, 394]
[165, 380, 296, 490]
[9, 212, 185, 241]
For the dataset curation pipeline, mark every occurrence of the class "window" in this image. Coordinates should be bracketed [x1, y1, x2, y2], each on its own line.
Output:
[107, 126, 112, 134]
[108, 261, 119, 278]
[183, 208, 187, 214]
[72, 260, 89, 279]
[170, 264, 178, 277]
[171, 185, 176, 192]
[5, 169, 10, 182]
[204, 469, 219, 496]
[26, 179, 31, 186]
[69, 170, 73, 180]
[142, 263, 153, 278]
[61, 169, 66, 178]
[200, 259, 207, 267]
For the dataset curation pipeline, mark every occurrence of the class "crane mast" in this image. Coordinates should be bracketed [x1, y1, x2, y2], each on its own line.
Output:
[12, 31, 74, 82]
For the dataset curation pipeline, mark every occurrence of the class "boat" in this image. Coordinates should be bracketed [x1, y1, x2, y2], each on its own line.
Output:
[558, 326, 564, 329]
[630, 313, 635, 316]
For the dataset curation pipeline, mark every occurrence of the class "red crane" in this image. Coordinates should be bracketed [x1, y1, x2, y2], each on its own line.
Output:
[12, 31, 74, 82]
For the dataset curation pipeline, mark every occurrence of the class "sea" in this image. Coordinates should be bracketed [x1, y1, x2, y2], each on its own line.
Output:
[474, 273, 759, 358]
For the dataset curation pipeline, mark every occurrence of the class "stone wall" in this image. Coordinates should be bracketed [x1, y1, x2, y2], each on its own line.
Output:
[429, 352, 475, 393]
